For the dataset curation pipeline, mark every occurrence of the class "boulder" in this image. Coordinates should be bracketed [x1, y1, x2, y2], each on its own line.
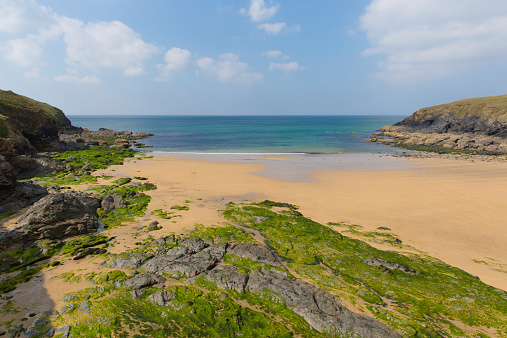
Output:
[0, 182, 48, 214]
[365, 257, 418, 275]
[15, 192, 101, 241]
[101, 194, 127, 211]
[124, 273, 166, 290]
[104, 252, 152, 270]
[147, 290, 175, 305]
[227, 243, 280, 266]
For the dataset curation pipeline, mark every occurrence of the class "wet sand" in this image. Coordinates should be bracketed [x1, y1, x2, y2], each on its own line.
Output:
[107, 152, 507, 291]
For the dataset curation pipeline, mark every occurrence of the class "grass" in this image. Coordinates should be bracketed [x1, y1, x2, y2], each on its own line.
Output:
[222, 201, 507, 337]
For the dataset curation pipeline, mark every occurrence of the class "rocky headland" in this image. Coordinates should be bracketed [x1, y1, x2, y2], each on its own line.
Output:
[0, 89, 152, 214]
[368, 94, 507, 155]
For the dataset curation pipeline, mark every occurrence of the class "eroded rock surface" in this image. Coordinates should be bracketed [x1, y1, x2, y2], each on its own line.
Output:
[10, 192, 101, 242]
[106, 235, 400, 337]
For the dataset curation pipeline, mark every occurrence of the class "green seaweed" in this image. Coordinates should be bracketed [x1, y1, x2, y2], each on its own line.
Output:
[186, 223, 257, 244]
[223, 201, 507, 337]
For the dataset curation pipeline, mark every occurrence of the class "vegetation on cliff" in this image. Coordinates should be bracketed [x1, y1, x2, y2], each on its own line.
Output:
[0, 90, 72, 152]
[369, 94, 507, 155]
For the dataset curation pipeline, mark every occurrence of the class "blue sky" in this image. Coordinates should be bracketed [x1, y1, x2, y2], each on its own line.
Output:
[1, 0, 507, 116]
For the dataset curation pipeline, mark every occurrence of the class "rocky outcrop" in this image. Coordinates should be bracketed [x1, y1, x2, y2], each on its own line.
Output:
[365, 257, 418, 275]
[0, 89, 72, 154]
[101, 194, 127, 211]
[0, 181, 48, 214]
[0, 192, 101, 249]
[59, 128, 154, 150]
[369, 95, 507, 154]
[102, 236, 399, 337]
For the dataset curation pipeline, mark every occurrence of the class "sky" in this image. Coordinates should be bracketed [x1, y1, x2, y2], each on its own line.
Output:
[1, 0, 507, 116]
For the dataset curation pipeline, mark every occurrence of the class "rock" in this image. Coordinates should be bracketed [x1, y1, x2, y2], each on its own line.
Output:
[101, 194, 127, 211]
[178, 237, 209, 253]
[199, 266, 399, 337]
[227, 242, 280, 266]
[0, 89, 72, 153]
[192, 265, 249, 293]
[372, 94, 507, 155]
[113, 139, 130, 148]
[72, 247, 107, 260]
[0, 155, 16, 186]
[146, 220, 160, 231]
[147, 290, 175, 305]
[130, 289, 145, 299]
[365, 257, 418, 275]
[124, 273, 166, 290]
[15, 192, 101, 241]
[0, 181, 48, 214]
[104, 252, 152, 270]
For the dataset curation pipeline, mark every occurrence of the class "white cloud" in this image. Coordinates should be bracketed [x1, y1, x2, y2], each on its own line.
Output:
[54, 68, 100, 84]
[360, 0, 507, 82]
[1, 36, 44, 66]
[257, 22, 286, 35]
[240, 0, 278, 22]
[59, 18, 158, 76]
[156, 47, 192, 82]
[269, 61, 305, 75]
[0, 0, 54, 34]
[262, 50, 282, 58]
[0, 1, 158, 79]
[195, 53, 263, 84]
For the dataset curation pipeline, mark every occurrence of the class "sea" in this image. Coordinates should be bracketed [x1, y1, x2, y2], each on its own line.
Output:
[67, 115, 404, 155]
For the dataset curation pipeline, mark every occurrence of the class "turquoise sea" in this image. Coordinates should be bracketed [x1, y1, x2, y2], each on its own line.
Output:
[68, 115, 404, 154]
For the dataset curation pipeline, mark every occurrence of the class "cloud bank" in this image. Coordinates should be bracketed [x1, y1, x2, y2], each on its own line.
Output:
[360, 0, 507, 82]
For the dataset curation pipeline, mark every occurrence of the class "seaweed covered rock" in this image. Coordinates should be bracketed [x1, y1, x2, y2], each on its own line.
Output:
[101, 193, 127, 211]
[198, 266, 400, 337]
[227, 242, 281, 267]
[125, 273, 166, 290]
[15, 192, 101, 241]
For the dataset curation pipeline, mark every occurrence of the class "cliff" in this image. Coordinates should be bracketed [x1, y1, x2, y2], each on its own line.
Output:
[392, 94, 507, 136]
[0, 89, 72, 153]
[369, 94, 507, 154]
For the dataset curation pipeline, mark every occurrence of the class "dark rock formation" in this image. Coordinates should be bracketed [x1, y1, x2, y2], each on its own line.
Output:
[108, 235, 399, 337]
[124, 273, 166, 290]
[365, 257, 418, 275]
[101, 194, 127, 211]
[147, 290, 175, 305]
[0, 89, 72, 153]
[369, 94, 507, 154]
[227, 242, 281, 267]
[196, 264, 399, 337]
[0, 192, 101, 247]
[104, 253, 153, 270]
[0, 181, 48, 214]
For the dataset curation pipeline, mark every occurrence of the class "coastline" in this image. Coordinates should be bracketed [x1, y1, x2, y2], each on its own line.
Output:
[108, 151, 507, 291]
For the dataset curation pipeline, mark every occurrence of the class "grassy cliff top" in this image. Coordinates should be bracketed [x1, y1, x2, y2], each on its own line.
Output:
[410, 94, 507, 122]
[0, 89, 71, 129]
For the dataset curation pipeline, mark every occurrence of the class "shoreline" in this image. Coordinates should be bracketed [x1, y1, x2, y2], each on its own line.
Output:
[109, 151, 507, 290]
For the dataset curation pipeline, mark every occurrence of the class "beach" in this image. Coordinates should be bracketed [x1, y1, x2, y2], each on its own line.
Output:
[105, 152, 507, 291]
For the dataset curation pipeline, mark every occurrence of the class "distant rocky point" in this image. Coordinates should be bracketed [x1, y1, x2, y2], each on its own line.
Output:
[368, 94, 507, 154]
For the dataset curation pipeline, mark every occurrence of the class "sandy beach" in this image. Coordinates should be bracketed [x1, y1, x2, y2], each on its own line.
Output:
[105, 152, 507, 291]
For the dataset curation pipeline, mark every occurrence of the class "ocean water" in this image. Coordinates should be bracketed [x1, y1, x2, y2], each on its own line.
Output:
[68, 115, 404, 154]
